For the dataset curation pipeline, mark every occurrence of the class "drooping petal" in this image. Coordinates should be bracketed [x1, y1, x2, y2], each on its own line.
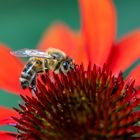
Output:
[127, 65, 140, 87]
[0, 45, 24, 94]
[38, 23, 88, 66]
[0, 131, 16, 140]
[0, 106, 19, 126]
[108, 30, 140, 73]
[79, 0, 116, 65]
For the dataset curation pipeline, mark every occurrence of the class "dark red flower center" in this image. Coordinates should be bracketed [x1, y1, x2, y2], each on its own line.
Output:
[12, 64, 140, 140]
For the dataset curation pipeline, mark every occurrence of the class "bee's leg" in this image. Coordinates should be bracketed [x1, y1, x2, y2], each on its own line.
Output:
[37, 68, 48, 85]
[44, 59, 49, 74]
[31, 70, 45, 95]
[30, 73, 37, 95]
[31, 74, 37, 89]
[44, 68, 48, 74]
[31, 58, 44, 90]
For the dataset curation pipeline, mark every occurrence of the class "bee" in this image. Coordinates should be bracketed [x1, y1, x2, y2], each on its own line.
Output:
[11, 48, 75, 90]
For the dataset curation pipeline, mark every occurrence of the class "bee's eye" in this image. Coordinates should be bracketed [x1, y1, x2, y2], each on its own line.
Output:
[60, 61, 70, 73]
[63, 61, 69, 70]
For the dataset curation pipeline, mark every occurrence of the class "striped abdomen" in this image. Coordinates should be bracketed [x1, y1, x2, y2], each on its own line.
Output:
[20, 62, 37, 89]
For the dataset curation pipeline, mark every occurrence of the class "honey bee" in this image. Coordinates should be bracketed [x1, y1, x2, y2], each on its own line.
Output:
[11, 48, 75, 90]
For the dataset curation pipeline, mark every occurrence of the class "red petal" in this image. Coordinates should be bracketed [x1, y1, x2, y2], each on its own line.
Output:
[127, 65, 140, 87]
[79, 0, 116, 65]
[0, 131, 16, 140]
[136, 89, 140, 99]
[108, 30, 140, 73]
[0, 45, 24, 94]
[38, 23, 88, 66]
[0, 106, 19, 126]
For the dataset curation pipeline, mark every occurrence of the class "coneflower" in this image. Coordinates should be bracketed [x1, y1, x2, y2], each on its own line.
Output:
[11, 64, 140, 140]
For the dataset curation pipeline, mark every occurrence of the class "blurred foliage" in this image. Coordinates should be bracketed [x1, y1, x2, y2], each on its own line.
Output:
[0, 0, 80, 50]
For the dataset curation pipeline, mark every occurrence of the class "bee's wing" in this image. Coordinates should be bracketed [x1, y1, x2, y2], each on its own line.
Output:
[10, 49, 53, 59]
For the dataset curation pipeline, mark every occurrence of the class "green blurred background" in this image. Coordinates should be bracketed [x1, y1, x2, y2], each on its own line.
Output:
[0, 0, 140, 131]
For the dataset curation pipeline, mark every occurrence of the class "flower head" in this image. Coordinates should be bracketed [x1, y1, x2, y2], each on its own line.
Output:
[11, 64, 140, 139]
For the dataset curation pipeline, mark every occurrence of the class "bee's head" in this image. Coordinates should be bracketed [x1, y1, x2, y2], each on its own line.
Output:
[60, 57, 75, 74]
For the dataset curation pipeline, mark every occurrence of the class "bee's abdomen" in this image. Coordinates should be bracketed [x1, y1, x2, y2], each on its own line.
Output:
[20, 63, 35, 89]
